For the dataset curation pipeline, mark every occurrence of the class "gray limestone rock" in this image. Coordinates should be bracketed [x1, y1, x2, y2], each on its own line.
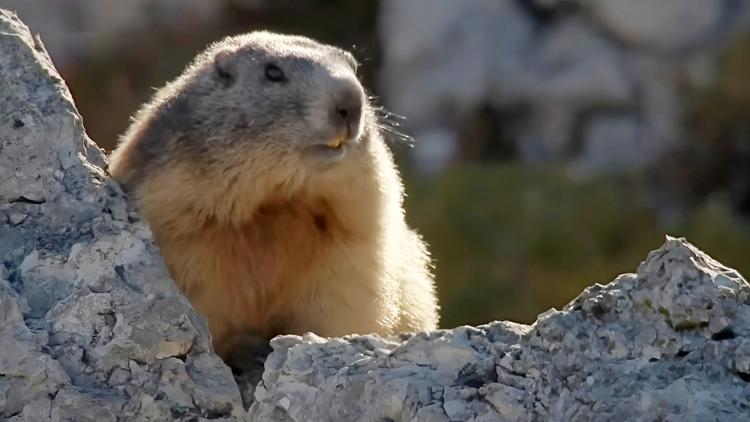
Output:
[379, 0, 534, 130]
[2, 8, 750, 422]
[379, 0, 750, 173]
[251, 237, 750, 421]
[586, 0, 723, 52]
[573, 114, 645, 174]
[0, 10, 245, 421]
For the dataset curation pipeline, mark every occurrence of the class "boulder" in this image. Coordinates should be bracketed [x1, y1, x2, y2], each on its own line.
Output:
[0, 10, 243, 421]
[379, 0, 750, 173]
[251, 237, 750, 421]
[586, 0, 723, 52]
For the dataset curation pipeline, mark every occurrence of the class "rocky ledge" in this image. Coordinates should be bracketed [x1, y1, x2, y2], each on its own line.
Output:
[1, 10, 749, 422]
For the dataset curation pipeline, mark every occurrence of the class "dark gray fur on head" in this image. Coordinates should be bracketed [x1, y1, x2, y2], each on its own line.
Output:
[119, 31, 369, 186]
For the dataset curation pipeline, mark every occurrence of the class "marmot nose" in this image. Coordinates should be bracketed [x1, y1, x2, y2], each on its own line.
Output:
[332, 86, 363, 135]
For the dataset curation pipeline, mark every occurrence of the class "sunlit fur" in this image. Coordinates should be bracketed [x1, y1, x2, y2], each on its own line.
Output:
[109, 32, 438, 358]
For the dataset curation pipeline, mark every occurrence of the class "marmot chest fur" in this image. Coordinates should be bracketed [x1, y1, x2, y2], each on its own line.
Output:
[109, 31, 439, 359]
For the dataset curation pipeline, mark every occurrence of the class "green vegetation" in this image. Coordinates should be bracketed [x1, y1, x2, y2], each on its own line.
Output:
[404, 163, 750, 328]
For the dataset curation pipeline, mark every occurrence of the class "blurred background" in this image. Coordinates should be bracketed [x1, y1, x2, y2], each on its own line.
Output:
[3, 0, 749, 328]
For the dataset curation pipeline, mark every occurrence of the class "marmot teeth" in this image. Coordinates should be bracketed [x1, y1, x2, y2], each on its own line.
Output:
[326, 131, 347, 149]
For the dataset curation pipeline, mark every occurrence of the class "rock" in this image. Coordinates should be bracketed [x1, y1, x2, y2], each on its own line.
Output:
[378, 0, 750, 173]
[0, 10, 245, 421]
[379, 0, 635, 166]
[379, 0, 533, 129]
[498, 20, 632, 107]
[3, 8, 750, 422]
[250, 237, 750, 421]
[411, 127, 459, 175]
[573, 113, 646, 174]
[502, 21, 633, 162]
[586, 0, 723, 52]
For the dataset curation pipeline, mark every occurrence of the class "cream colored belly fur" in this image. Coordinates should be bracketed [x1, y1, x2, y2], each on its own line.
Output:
[132, 142, 437, 357]
[161, 201, 390, 356]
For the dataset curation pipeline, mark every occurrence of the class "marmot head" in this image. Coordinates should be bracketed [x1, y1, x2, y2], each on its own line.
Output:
[185, 32, 366, 164]
[111, 31, 382, 225]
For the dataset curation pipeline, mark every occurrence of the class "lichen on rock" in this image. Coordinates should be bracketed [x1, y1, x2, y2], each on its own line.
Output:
[2, 8, 750, 422]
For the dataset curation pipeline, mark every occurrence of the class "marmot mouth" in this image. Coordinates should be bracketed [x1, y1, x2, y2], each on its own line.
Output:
[303, 128, 359, 163]
[325, 131, 348, 149]
[303, 142, 349, 163]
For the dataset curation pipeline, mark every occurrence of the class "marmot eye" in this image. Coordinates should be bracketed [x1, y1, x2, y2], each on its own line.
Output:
[265, 64, 286, 82]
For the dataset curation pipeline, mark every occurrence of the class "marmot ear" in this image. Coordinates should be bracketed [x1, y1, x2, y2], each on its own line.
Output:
[214, 50, 236, 87]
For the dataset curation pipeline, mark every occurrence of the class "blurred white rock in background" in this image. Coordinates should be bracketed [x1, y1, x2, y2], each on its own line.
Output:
[587, 0, 723, 51]
[574, 114, 644, 174]
[379, 0, 750, 175]
[380, 0, 532, 130]
[413, 127, 459, 175]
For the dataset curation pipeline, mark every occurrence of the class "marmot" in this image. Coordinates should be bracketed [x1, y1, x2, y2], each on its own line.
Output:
[109, 31, 439, 361]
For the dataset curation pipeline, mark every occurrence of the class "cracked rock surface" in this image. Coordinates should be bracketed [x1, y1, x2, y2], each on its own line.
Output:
[251, 239, 750, 421]
[2, 9, 750, 422]
[0, 10, 244, 421]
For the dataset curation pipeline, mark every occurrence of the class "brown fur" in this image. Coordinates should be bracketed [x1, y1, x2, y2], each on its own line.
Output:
[109, 32, 438, 359]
